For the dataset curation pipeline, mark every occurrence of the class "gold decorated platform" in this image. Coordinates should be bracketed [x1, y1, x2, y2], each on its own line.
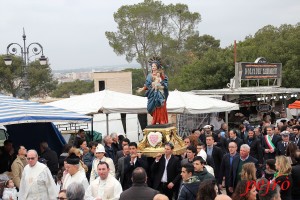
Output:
[138, 124, 186, 157]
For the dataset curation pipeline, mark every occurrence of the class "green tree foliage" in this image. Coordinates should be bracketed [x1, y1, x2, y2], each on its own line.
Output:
[50, 80, 94, 98]
[0, 55, 57, 98]
[185, 33, 220, 59]
[174, 48, 234, 91]
[0, 55, 23, 97]
[122, 68, 145, 95]
[28, 60, 58, 97]
[105, 0, 201, 77]
[174, 23, 300, 90]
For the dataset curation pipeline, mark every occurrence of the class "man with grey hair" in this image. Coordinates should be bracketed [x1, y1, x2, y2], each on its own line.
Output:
[229, 144, 259, 192]
[19, 149, 57, 200]
[62, 153, 89, 190]
[66, 182, 85, 200]
[110, 132, 121, 152]
[104, 135, 115, 160]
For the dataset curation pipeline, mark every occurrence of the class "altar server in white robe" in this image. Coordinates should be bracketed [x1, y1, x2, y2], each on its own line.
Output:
[62, 153, 89, 190]
[19, 149, 57, 200]
[85, 161, 122, 200]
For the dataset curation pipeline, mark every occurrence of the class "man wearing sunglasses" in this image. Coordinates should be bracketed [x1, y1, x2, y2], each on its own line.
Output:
[18, 149, 57, 200]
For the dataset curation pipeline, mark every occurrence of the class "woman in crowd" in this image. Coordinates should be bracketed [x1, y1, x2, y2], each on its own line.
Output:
[188, 135, 199, 147]
[231, 180, 257, 200]
[196, 179, 218, 200]
[240, 162, 257, 181]
[57, 160, 68, 188]
[77, 139, 88, 156]
[274, 155, 293, 200]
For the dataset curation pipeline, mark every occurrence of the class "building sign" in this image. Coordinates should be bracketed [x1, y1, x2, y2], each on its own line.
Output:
[241, 63, 281, 80]
[256, 103, 272, 112]
[233, 58, 282, 88]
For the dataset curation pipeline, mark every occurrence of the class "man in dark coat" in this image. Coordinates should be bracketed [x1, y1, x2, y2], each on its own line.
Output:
[120, 167, 159, 200]
[103, 135, 115, 160]
[229, 144, 259, 193]
[151, 143, 181, 200]
[218, 141, 239, 196]
[115, 144, 130, 174]
[215, 123, 229, 154]
[178, 163, 200, 200]
[193, 156, 214, 182]
[40, 141, 59, 176]
[243, 128, 263, 165]
[73, 129, 85, 147]
[276, 131, 290, 156]
[227, 130, 244, 151]
[291, 151, 300, 199]
[0, 140, 15, 173]
[123, 142, 148, 190]
[262, 126, 281, 160]
[291, 126, 300, 148]
[115, 138, 130, 162]
[205, 134, 223, 181]
[110, 132, 121, 153]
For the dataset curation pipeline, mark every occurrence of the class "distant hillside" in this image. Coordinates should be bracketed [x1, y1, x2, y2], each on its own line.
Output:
[53, 64, 140, 73]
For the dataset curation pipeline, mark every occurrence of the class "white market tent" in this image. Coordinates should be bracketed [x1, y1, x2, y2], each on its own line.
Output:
[48, 90, 147, 115]
[0, 94, 91, 125]
[167, 90, 239, 114]
[48, 90, 239, 115]
[47, 90, 239, 135]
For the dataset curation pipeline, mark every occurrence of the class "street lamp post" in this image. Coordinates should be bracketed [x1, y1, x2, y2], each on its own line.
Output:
[4, 28, 47, 100]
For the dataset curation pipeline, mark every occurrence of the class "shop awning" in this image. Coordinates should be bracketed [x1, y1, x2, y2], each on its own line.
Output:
[0, 94, 91, 125]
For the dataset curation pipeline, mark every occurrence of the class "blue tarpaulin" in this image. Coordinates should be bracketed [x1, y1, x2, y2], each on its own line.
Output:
[6, 122, 66, 155]
[0, 94, 91, 125]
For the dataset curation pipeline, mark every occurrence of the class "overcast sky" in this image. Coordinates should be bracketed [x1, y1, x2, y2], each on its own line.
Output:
[1, 0, 299, 70]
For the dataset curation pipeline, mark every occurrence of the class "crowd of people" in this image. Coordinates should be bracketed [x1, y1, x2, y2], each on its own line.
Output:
[1, 116, 300, 200]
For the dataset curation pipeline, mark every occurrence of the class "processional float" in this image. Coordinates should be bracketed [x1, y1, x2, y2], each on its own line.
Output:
[137, 57, 186, 157]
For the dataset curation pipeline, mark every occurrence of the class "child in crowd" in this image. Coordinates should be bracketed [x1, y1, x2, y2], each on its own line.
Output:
[2, 179, 18, 200]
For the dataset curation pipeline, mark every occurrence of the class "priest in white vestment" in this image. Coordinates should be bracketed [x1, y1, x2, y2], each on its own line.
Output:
[85, 161, 122, 200]
[62, 153, 89, 190]
[18, 149, 57, 200]
[90, 144, 115, 182]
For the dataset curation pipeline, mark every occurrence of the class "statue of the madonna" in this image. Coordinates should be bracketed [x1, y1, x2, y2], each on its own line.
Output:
[138, 57, 169, 125]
